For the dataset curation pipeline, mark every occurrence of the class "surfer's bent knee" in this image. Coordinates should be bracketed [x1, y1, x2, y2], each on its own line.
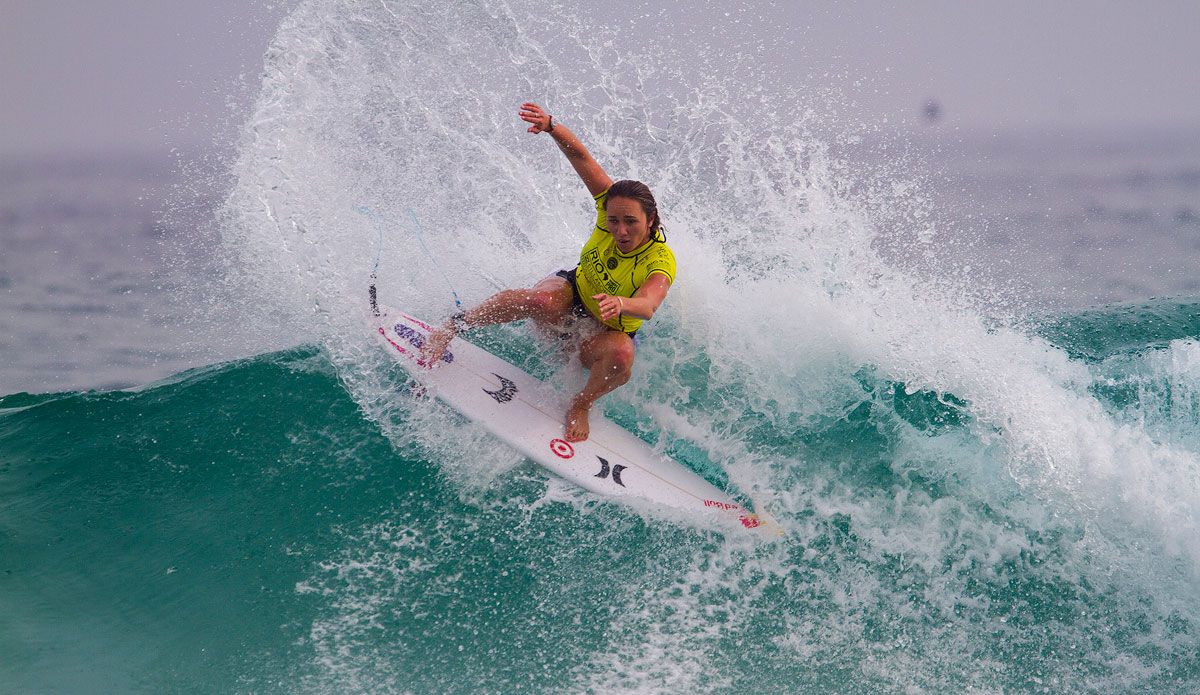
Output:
[526, 288, 563, 317]
[581, 332, 635, 374]
[524, 279, 573, 319]
[609, 336, 635, 374]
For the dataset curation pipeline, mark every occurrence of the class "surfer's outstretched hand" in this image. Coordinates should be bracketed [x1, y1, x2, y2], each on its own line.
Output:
[520, 102, 552, 133]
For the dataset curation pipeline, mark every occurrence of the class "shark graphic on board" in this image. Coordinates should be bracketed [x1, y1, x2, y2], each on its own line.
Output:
[483, 374, 518, 403]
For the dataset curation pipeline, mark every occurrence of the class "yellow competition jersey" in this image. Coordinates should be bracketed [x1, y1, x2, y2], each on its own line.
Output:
[575, 189, 676, 332]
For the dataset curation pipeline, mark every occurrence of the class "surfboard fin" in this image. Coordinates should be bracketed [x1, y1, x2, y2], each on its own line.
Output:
[747, 494, 784, 535]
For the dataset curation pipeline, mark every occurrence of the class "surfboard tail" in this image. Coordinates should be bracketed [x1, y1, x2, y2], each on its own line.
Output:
[745, 496, 784, 535]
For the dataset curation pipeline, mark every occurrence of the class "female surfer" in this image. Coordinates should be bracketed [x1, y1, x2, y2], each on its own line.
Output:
[421, 102, 675, 442]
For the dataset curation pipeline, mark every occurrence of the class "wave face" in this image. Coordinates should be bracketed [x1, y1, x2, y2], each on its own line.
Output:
[3, 313, 1200, 693]
[5, 0, 1200, 693]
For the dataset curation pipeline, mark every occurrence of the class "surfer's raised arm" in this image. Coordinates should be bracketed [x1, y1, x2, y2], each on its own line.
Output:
[520, 102, 613, 197]
[419, 102, 672, 443]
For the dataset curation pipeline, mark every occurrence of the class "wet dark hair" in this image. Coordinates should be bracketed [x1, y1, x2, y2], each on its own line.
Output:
[604, 179, 665, 242]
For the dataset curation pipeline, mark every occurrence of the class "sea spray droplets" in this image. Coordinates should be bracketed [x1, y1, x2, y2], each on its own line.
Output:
[219, 0, 1200, 692]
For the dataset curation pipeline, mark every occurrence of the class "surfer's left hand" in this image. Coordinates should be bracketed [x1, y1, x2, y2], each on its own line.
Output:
[519, 102, 552, 133]
[592, 293, 623, 321]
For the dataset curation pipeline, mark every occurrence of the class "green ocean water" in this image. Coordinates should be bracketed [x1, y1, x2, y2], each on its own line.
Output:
[6, 0, 1200, 692]
[3, 299, 1199, 694]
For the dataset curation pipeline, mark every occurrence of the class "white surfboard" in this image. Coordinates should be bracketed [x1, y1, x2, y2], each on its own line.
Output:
[371, 305, 772, 531]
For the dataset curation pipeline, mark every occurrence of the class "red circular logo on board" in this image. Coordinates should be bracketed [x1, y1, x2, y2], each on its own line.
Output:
[550, 439, 575, 459]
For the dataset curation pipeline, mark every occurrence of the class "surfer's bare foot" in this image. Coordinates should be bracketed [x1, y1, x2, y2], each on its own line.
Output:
[565, 400, 591, 442]
[420, 327, 454, 366]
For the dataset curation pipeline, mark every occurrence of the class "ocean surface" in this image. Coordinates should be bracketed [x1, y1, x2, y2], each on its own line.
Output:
[3, 1, 1200, 693]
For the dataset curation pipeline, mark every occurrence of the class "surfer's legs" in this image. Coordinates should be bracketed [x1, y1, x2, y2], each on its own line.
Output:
[459, 281, 574, 326]
[420, 277, 574, 363]
[565, 331, 635, 441]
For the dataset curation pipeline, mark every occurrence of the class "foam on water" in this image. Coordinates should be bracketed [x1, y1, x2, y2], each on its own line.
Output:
[216, 0, 1200, 691]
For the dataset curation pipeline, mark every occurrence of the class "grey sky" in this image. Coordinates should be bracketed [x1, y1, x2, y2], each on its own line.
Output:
[2, 1, 1198, 158]
[0, 0, 288, 157]
[793, 0, 1200, 131]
